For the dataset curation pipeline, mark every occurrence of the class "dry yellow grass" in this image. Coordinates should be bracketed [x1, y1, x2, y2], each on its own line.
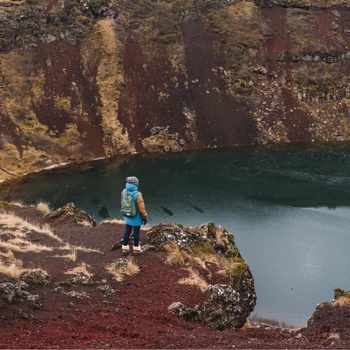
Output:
[0, 210, 101, 279]
[178, 267, 208, 293]
[0, 239, 52, 254]
[0, 211, 63, 243]
[163, 242, 190, 265]
[105, 257, 140, 281]
[36, 201, 51, 215]
[124, 258, 140, 276]
[0, 258, 48, 280]
[55, 247, 78, 262]
[54, 243, 101, 262]
[8, 201, 24, 207]
[80, 19, 134, 156]
[0, 259, 24, 278]
[100, 218, 124, 225]
[65, 262, 94, 278]
[333, 297, 350, 307]
[163, 239, 246, 293]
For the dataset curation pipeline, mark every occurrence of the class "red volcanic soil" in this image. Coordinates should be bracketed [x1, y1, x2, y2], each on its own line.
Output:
[0, 204, 350, 349]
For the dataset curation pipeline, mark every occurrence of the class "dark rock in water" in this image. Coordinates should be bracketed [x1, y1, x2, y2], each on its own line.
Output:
[98, 206, 110, 218]
[160, 206, 173, 216]
[91, 195, 100, 205]
[44, 203, 96, 226]
[188, 202, 204, 213]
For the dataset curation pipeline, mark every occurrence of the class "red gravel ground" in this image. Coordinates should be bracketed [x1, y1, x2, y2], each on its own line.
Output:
[1, 204, 350, 349]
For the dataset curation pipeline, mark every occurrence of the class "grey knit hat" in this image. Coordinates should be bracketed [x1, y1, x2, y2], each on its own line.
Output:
[126, 176, 139, 187]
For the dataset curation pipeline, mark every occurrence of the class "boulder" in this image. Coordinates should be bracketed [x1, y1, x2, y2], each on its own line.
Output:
[148, 222, 256, 329]
[198, 269, 256, 330]
[146, 222, 242, 258]
[44, 203, 96, 226]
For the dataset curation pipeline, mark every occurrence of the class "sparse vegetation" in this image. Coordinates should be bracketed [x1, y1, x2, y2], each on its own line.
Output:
[287, 9, 325, 54]
[292, 62, 346, 98]
[178, 266, 208, 292]
[163, 241, 190, 265]
[0, 211, 60, 241]
[162, 238, 247, 293]
[1, 0, 350, 182]
[65, 262, 94, 278]
[105, 257, 140, 281]
[36, 201, 51, 215]
[0, 205, 101, 278]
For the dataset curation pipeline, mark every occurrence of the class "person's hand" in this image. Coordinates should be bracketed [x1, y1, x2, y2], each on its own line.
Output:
[143, 219, 147, 225]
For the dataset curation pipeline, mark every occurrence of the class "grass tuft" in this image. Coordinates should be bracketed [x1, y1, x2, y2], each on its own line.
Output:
[36, 201, 51, 215]
[105, 257, 140, 281]
[178, 267, 208, 293]
[65, 262, 93, 278]
[0, 210, 101, 279]
[163, 242, 190, 265]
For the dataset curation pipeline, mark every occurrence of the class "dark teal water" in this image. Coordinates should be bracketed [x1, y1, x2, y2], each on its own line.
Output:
[2, 143, 350, 326]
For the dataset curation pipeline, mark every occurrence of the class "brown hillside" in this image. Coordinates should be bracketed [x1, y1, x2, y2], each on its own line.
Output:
[1, 0, 350, 181]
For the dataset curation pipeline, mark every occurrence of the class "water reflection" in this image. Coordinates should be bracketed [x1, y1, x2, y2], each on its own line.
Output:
[1, 143, 350, 326]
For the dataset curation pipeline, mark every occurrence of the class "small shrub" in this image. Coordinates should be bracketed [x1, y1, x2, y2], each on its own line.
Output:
[65, 262, 94, 278]
[163, 242, 190, 265]
[36, 201, 51, 215]
[105, 257, 140, 281]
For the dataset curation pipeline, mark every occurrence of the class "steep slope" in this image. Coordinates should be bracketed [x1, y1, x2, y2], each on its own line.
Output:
[1, 202, 350, 348]
[1, 0, 350, 181]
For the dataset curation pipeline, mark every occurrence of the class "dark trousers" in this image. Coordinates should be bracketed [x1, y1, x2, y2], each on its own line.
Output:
[123, 224, 141, 246]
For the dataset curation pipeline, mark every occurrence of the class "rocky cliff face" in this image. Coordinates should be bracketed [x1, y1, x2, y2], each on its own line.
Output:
[1, 0, 350, 181]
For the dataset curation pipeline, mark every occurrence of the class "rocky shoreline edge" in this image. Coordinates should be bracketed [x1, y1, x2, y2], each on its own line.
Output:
[0, 201, 350, 349]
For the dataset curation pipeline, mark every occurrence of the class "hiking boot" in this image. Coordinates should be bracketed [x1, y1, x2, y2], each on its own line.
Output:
[133, 245, 146, 256]
[122, 244, 130, 256]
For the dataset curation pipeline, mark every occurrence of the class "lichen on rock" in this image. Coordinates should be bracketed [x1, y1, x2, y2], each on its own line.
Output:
[44, 202, 97, 226]
[147, 222, 256, 329]
[0, 281, 41, 309]
[20, 269, 52, 286]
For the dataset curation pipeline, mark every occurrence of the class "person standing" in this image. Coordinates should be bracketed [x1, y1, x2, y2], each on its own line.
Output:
[121, 176, 148, 256]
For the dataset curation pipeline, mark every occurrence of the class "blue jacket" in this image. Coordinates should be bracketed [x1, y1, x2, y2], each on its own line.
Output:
[121, 182, 147, 226]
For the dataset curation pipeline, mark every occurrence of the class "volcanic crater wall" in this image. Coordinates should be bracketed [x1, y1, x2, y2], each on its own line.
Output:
[1, 0, 350, 181]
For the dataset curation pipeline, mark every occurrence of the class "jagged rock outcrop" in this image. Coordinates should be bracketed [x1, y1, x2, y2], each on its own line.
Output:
[307, 288, 350, 340]
[147, 222, 256, 329]
[1, 0, 350, 181]
[44, 202, 96, 226]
